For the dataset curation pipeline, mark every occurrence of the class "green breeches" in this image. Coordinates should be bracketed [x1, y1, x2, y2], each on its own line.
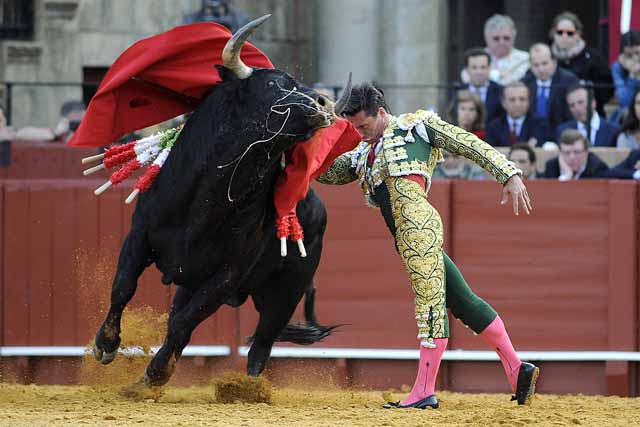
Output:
[384, 177, 497, 347]
[443, 252, 497, 334]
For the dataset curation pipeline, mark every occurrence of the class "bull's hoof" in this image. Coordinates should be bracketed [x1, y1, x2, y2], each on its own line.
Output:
[92, 343, 118, 365]
[119, 377, 164, 401]
[144, 368, 172, 387]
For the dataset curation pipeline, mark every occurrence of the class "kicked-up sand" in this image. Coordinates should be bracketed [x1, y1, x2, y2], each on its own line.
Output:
[1, 379, 640, 427]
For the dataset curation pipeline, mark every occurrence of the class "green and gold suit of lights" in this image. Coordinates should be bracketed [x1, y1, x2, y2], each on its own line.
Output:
[317, 110, 521, 347]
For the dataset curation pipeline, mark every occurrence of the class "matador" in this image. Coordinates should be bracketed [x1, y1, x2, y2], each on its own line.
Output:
[316, 83, 539, 410]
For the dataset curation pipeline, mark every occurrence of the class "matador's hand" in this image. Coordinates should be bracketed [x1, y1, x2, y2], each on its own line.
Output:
[501, 175, 532, 216]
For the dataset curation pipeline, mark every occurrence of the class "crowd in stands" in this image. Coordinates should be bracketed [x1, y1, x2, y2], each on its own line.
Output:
[0, 6, 638, 183]
[435, 11, 640, 182]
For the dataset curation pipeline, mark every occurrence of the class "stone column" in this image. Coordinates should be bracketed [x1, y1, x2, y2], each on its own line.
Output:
[378, 0, 449, 115]
[314, 0, 380, 88]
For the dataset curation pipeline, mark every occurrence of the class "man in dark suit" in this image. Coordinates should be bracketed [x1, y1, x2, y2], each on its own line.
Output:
[543, 128, 609, 179]
[459, 48, 504, 126]
[522, 43, 578, 142]
[605, 149, 640, 180]
[555, 83, 620, 147]
[486, 81, 545, 147]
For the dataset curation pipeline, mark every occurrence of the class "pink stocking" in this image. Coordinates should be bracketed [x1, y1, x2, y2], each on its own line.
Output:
[479, 316, 522, 392]
[401, 338, 448, 405]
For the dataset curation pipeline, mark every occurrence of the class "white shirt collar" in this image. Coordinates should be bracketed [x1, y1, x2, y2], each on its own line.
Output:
[507, 115, 525, 127]
[577, 114, 601, 143]
[536, 79, 551, 88]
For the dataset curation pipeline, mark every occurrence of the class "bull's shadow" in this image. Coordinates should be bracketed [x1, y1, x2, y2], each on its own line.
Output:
[92, 15, 346, 387]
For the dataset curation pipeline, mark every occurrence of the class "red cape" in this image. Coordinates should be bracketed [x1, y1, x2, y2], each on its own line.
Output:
[68, 22, 273, 147]
[274, 118, 362, 218]
[68, 20, 362, 233]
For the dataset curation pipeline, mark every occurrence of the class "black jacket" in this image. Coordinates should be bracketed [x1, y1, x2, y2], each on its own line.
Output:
[522, 67, 578, 142]
[543, 152, 609, 179]
[605, 149, 640, 179]
[459, 81, 505, 126]
[556, 47, 614, 117]
[486, 113, 546, 147]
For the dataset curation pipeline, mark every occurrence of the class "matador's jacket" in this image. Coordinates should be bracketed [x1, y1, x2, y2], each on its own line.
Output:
[317, 110, 521, 348]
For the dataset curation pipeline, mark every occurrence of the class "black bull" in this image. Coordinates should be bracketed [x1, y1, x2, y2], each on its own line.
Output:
[92, 16, 348, 386]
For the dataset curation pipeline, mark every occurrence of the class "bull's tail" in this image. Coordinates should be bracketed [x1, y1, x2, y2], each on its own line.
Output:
[276, 283, 340, 345]
[248, 283, 340, 346]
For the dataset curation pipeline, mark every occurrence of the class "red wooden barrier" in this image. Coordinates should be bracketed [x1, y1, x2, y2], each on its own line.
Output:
[0, 173, 639, 395]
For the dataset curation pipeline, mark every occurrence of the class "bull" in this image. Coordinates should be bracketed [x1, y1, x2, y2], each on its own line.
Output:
[92, 15, 348, 386]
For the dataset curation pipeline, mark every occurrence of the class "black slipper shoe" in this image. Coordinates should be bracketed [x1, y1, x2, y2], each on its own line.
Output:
[383, 394, 439, 409]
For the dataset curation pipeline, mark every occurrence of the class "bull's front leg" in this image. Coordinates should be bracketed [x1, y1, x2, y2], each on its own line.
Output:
[144, 271, 230, 386]
[93, 231, 151, 364]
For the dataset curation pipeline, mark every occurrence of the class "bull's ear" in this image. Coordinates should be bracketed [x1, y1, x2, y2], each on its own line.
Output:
[215, 64, 240, 82]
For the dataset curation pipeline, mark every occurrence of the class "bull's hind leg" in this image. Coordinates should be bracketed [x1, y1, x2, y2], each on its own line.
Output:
[144, 276, 227, 386]
[247, 271, 308, 377]
[93, 231, 151, 364]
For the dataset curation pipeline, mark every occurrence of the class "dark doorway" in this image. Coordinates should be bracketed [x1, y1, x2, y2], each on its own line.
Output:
[82, 67, 108, 107]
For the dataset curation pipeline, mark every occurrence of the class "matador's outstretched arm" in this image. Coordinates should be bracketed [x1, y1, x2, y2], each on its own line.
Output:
[421, 115, 521, 185]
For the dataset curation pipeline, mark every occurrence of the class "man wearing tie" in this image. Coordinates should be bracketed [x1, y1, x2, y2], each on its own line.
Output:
[522, 43, 578, 142]
[556, 84, 619, 147]
[486, 81, 545, 147]
[459, 48, 504, 125]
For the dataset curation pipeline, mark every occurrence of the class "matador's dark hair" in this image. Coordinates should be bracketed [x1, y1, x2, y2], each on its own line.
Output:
[342, 82, 389, 117]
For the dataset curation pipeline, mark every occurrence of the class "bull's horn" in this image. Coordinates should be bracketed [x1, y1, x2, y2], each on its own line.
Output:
[334, 72, 352, 115]
[222, 14, 271, 79]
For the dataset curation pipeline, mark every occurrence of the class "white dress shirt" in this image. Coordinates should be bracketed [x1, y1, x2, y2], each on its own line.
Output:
[577, 114, 600, 145]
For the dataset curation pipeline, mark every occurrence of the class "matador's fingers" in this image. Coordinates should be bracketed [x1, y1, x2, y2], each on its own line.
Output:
[519, 191, 530, 215]
[513, 191, 519, 215]
[524, 188, 533, 212]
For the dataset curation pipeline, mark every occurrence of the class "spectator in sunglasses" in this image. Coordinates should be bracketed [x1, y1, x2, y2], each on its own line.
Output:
[550, 11, 613, 117]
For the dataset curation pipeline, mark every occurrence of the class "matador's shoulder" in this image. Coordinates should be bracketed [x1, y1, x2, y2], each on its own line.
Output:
[395, 110, 440, 131]
[385, 110, 442, 145]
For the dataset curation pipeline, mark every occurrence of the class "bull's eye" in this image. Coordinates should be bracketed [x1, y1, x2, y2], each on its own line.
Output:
[267, 81, 275, 87]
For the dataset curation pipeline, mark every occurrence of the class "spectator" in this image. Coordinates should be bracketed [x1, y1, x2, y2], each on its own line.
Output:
[432, 151, 486, 180]
[183, 0, 248, 33]
[0, 106, 15, 141]
[486, 81, 545, 147]
[15, 100, 86, 143]
[448, 90, 486, 139]
[458, 48, 504, 125]
[615, 87, 640, 149]
[605, 149, 640, 180]
[556, 84, 619, 147]
[471, 14, 529, 85]
[543, 128, 608, 180]
[508, 143, 538, 179]
[549, 11, 613, 116]
[610, 30, 640, 122]
[522, 43, 578, 142]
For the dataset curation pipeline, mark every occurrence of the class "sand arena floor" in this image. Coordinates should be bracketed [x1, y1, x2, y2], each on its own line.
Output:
[2, 310, 639, 426]
[1, 380, 640, 427]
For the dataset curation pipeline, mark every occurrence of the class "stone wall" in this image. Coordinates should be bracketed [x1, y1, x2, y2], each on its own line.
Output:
[0, 0, 314, 127]
[315, 0, 449, 115]
[1, 0, 449, 127]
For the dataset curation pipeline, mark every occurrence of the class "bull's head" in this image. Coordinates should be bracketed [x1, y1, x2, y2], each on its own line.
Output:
[205, 15, 351, 201]
[216, 15, 350, 140]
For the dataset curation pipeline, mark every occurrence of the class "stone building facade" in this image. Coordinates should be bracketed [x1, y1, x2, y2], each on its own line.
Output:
[0, 0, 449, 128]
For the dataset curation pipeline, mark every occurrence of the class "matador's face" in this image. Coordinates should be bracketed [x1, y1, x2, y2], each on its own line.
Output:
[346, 108, 387, 144]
